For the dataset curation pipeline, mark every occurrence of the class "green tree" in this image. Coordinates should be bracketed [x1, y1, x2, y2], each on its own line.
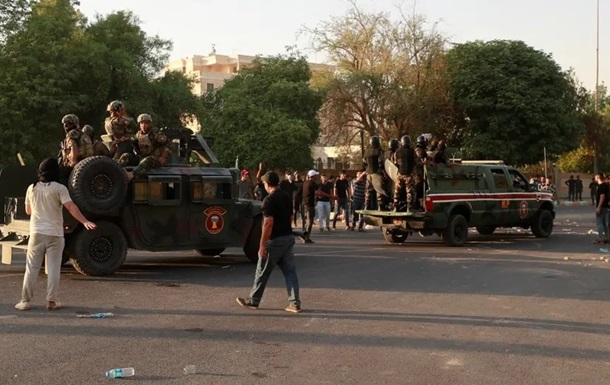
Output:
[0, 1, 199, 166]
[445, 40, 583, 165]
[200, 53, 323, 170]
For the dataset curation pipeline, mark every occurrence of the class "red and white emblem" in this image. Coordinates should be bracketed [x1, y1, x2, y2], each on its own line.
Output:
[519, 201, 529, 219]
[204, 206, 227, 234]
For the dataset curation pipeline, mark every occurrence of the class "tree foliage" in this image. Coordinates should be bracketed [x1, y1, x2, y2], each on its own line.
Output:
[0, 0, 199, 167]
[200, 53, 323, 170]
[306, 1, 456, 149]
[445, 40, 583, 165]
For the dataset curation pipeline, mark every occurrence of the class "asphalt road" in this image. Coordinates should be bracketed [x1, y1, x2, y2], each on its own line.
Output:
[1, 205, 609, 385]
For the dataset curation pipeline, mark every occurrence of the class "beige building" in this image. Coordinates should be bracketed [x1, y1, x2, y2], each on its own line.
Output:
[166, 53, 334, 96]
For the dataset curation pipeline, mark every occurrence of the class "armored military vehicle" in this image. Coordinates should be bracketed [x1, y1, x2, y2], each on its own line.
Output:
[0, 128, 262, 276]
[360, 161, 555, 246]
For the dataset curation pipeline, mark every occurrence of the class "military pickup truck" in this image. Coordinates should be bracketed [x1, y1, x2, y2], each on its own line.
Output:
[360, 161, 555, 246]
[0, 128, 262, 276]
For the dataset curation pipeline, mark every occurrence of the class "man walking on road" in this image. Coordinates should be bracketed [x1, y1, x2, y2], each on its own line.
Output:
[594, 173, 608, 245]
[237, 171, 302, 313]
[15, 158, 96, 311]
[332, 170, 352, 230]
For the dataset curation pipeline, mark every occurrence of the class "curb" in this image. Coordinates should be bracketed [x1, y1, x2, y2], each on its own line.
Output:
[558, 201, 593, 206]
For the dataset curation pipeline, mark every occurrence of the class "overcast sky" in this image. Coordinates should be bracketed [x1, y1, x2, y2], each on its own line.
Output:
[78, 0, 607, 90]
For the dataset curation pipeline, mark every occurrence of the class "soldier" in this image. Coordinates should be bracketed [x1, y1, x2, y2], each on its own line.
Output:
[413, 135, 429, 210]
[59, 114, 93, 168]
[82, 125, 111, 157]
[104, 100, 135, 163]
[393, 135, 416, 212]
[126, 114, 170, 181]
[363, 135, 390, 210]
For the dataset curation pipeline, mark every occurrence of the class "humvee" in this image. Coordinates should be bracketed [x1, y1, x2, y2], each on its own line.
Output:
[359, 161, 555, 246]
[0, 128, 262, 276]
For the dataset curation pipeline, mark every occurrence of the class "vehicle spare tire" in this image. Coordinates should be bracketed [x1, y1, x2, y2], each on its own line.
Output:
[68, 156, 128, 215]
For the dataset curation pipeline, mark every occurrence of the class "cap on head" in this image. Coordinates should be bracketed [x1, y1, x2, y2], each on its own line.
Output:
[307, 170, 319, 178]
[137, 113, 152, 124]
[107, 100, 124, 113]
[241, 169, 250, 177]
[61, 114, 79, 127]
[261, 171, 280, 187]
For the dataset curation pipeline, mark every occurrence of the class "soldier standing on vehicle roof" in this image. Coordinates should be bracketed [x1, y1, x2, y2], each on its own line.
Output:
[363, 135, 390, 210]
[105, 100, 136, 164]
[82, 125, 111, 157]
[413, 135, 429, 210]
[59, 114, 93, 168]
[125, 114, 170, 181]
[393, 135, 416, 212]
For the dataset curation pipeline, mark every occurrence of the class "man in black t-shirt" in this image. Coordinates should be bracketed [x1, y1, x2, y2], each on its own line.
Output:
[301, 170, 319, 240]
[237, 171, 302, 313]
[594, 173, 608, 245]
[317, 174, 335, 231]
[332, 170, 352, 230]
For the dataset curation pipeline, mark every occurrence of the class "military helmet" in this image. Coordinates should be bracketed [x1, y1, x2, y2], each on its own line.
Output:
[82, 125, 94, 136]
[370, 135, 380, 148]
[107, 100, 124, 113]
[400, 135, 411, 147]
[416, 135, 427, 148]
[137, 113, 152, 123]
[388, 138, 399, 152]
[61, 114, 79, 127]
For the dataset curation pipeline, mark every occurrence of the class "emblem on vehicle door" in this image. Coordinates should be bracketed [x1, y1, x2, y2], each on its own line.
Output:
[204, 206, 227, 234]
[519, 201, 529, 219]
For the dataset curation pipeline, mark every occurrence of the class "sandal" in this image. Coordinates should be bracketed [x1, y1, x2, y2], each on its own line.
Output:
[46, 301, 63, 311]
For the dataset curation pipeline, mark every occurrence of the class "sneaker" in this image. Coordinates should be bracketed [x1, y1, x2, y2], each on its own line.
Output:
[236, 297, 258, 309]
[14, 301, 31, 311]
[285, 303, 302, 313]
[46, 301, 63, 311]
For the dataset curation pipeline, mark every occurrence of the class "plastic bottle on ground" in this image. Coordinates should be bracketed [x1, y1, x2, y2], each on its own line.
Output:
[105, 368, 135, 378]
[184, 365, 197, 374]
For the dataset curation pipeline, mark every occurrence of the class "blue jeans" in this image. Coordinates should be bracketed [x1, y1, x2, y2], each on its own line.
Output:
[317, 201, 331, 229]
[596, 207, 608, 240]
[351, 200, 365, 229]
[333, 197, 350, 228]
[248, 235, 300, 306]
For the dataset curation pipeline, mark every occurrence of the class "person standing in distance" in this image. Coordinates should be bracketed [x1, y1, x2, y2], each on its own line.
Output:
[237, 171, 302, 313]
[15, 158, 96, 311]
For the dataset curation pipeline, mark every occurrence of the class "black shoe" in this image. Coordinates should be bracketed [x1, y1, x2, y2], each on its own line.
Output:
[304, 238, 314, 243]
[236, 297, 258, 309]
[285, 303, 302, 313]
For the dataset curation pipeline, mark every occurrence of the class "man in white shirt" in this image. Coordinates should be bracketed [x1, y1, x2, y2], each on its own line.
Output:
[15, 158, 96, 311]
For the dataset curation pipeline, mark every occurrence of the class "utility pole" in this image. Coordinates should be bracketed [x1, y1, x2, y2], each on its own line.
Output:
[593, 0, 600, 173]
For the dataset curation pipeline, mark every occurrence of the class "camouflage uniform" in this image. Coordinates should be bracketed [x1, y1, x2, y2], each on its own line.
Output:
[82, 125, 111, 157]
[413, 144, 428, 208]
[364, 136, 389, 210]
[393, 137, 415, 211]
[104, 100, 135, 162]
[60, 115, 93, 167]
[130, 114, 170, 178]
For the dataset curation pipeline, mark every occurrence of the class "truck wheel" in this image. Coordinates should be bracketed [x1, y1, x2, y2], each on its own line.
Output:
[196, 248, 225, 257]
[382, 229, 409, 243]
[531, 209, 553, 238]
[70, 221, 128, 276]
[243, 216, 262, 262]
[69, 156, 128, 215]
[442, 214, 468, 246]
[476, 226, 496, 235]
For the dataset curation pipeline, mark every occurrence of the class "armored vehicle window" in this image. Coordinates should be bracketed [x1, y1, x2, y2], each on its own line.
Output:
[148, 177, 182, 205]
[191, 180, 233, 202]
[490, 168, 509, 192]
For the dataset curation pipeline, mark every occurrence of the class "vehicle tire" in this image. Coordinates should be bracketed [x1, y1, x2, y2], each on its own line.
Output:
[476, 225, 496, 235]
[442, 214, 468, 246]
[196, 248, 225, 257]
[243, 216, 262, 263]
[70, 221, 128, 276]
[531, 209, 553, 238]
[68, 156, 128, 215]
[382, 229, 409, 243]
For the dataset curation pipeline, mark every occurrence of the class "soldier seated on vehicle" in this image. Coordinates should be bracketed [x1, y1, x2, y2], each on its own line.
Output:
[82, 125, 111, 157]
[105, 100, 136, 164]
[125, 114, 170, 181]
[60, 114, 93, 168]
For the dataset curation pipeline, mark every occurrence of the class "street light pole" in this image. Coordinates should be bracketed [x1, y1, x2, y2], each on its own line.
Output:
[593, 0, 600, 173]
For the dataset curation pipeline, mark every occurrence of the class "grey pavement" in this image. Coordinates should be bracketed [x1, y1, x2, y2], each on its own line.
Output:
[1, 205, 609, 384]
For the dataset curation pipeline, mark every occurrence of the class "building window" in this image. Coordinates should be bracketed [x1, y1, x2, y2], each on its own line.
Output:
[206, 83, 214, 92]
